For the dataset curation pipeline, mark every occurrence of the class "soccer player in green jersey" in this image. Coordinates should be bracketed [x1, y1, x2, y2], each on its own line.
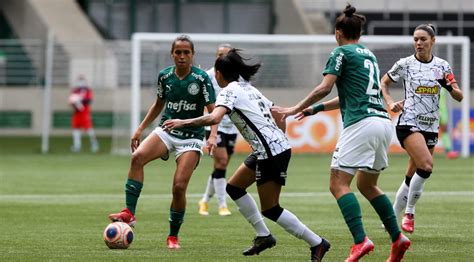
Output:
[273, 5, 410, 262]
[108, 35, 217, 249]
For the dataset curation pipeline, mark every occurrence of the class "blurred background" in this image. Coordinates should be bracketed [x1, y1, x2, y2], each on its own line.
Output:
[0, 0, 472, 155]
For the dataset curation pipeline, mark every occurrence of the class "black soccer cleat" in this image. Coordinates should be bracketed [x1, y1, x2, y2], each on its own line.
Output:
[242, 234, 277, 256]
[310, 238, 331, 262]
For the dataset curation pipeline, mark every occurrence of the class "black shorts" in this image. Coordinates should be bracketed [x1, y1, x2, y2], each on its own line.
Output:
[396, 125, 438, 149]
[255, 149, 291, 186]
[244, 153, 258, 171]
[206, 131, 238, 156]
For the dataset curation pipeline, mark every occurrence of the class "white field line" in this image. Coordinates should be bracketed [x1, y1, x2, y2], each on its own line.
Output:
[0, 191, 472, 202]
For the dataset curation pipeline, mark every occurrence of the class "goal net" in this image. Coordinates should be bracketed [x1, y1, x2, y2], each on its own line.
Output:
[111, 33, 470, 157]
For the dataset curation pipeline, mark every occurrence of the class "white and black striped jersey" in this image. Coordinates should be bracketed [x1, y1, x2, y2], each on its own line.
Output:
[387, 55, 453, 133]
[205, 68, 238, 135]
[216, 81, 290, 159]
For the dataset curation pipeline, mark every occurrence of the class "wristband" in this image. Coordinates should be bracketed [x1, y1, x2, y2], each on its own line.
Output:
[311, 104, 325, 114]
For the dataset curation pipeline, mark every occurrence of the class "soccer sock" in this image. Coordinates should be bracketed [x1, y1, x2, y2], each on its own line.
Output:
[169, 209, 185, 237]
[337, 193, 366, 244]
[406, 172, 428, 214]
[275, 209, 322, 247]
[442, 132, 452, 152]
[393, 179, 409, 220]
[201, 176, 214, 202]
[87, 128, 99, 150]
[370, 194, 401, 242]
[214, 177, 228, 208]
[72, 129, 81, 149]
[234, 193, 271, 236]
[125, 179, 143, 215]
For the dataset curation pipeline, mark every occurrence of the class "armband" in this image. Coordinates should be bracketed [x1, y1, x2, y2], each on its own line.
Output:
[437, 73, 457, 92]
[311, 104, 325, 114]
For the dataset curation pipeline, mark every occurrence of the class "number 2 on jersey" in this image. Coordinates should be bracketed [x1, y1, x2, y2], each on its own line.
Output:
[364, 59, 381, 95]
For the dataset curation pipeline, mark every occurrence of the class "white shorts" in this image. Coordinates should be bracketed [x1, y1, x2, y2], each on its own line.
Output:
[153, 127, 204, 160]
[331, 117, 393, 175]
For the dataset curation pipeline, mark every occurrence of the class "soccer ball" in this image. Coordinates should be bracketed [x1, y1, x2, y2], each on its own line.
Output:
[103, 222, 134, 249]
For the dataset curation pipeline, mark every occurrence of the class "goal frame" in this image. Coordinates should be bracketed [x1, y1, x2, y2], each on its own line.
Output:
[131, 33, 471, 157]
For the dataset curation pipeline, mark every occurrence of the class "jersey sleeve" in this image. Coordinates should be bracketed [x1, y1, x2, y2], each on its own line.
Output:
[387, 58, 406, 83]
[216, 85, 237, 112]
[156, 72, 165, 99]
[202, 74, 216, 105]
[322, 47, 345, 77]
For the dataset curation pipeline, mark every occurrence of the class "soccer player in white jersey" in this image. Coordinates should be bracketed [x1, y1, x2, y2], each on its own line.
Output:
[273, 5, 410, 262]
[199, 44, 239, 217]
[163, 49, 330, 262]
[380, 24, 463, 234]
[108, 35, 218, 249]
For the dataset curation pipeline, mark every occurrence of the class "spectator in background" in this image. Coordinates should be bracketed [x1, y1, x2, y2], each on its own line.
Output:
[199, 43, 238, 217]
[68, 75, 99, 153]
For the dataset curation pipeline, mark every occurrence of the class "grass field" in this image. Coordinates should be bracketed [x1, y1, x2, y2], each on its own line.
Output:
[1, 137, 473, 261]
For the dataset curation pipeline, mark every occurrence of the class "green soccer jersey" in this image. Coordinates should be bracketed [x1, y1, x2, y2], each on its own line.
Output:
[323, 44, 389, 128]
[157, 66, 215, 140]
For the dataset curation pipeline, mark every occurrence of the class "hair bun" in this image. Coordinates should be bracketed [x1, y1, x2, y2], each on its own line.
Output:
[343, 5, 356, 17]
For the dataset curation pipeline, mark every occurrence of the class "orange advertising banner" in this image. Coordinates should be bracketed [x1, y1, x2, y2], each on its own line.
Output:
[233, 110, 443, 154]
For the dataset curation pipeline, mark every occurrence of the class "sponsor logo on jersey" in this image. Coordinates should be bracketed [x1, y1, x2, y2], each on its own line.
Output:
[416, 115, 436, 127]
[188, 83, 199, 95]
[191, 72, 205, 82]
[166, 100, 197, 112]
[334, 52, 344, 71]
[415, 85, 438, 95]
[356, 47, 376, 58]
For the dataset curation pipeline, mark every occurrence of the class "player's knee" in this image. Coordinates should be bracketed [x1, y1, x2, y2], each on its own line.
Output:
[214, 156, 229, 168]
[416, 168, 431, 179]
[226, 184, 247, 200]
[130, 152, 146, 168]
[172, 182, 187, 197]
[211, 169, 226, 179]
[261, 204, 284, 222]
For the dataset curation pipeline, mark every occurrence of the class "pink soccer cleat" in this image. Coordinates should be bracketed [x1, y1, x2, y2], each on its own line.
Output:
[167, 236, 181, 249]
[345, 236, 375, 262]
[401, 213, 414, 234]
[387, 233, 411, 262]
[108, 208, 136, 227]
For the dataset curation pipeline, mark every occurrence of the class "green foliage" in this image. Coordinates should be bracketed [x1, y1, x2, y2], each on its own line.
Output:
[1, 137, 473, 261]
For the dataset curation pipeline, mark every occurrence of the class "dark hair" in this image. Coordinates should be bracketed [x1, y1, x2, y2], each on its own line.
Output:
[414, 24, 436, 38]
[214, 49, 261, 82]
[171, 34, 195, 54]
[335, 4, 366, 40]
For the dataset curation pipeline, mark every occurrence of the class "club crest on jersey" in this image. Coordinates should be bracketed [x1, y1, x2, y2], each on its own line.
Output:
[188, 83, 200, 95]
[431, 67, 444, 79]
[415, 86, 438, 95]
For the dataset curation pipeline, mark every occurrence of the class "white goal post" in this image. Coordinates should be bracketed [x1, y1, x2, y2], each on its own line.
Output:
[130, 33, 470, 157]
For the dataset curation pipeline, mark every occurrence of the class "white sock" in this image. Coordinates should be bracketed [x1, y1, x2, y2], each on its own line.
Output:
[276, 209, 322, 247]
[214, 178, 227, 208]
[234, 193, 270, 237]
[202, 176, 214, 202]
[72, 129, 81, 149]
[393, 180, 409, 220]
[406, 173, 427, 214]
[87, 129, 99, 151]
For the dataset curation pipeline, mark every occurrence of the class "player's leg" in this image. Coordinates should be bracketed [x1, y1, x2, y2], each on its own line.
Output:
[71, 113, 82, 152]
[86, 128, 99, 153]
[198, 131, 217, 215]
[226, 154, 272, 255]
[393, 158, 416, 221]
[213, 133, 236, 216]
[402, 133, 434, 233]
[109, 131, 169, 226]
[167, 149, 201, 249]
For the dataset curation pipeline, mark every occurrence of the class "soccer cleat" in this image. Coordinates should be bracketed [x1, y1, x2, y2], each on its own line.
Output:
[345, 236, 375, 262]
[387, 233, 411, 262]
[310, 238, 331, 262]
[108, 208, 136, 227]
[446, 151, 459, 159]
[401, 213, 414, 234]
[218, 207, 232, 216]
[198, 200, 209, 216]
[242, 234, 277, 256]
[166, 236, 181, 249]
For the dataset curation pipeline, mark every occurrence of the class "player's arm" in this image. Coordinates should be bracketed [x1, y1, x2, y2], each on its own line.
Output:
[294, 97, 339, 121]
[272, 74, 336, 119]
[162, 106, 227, 130]
[381, 74, 404, 113]
[271, 109, 286, 132]
[131, 97, 165, 151]
[205, 103, 219, 155]
[437, 73, 463, 102]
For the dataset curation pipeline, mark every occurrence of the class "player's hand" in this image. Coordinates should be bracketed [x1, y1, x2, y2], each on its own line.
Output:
[271, 106, 299, 121]
[294, 107, 314, 121]
[437, 73, 456, 92]
[389, 100, 404, 113]
[162, 119, 184, 132]
[130, 130, 142, 152]
[205, 135, 217, 157]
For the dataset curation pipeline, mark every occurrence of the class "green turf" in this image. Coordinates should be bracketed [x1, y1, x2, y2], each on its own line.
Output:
[1, 136, 473, 261]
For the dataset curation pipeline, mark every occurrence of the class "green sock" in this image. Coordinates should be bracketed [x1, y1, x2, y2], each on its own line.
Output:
[337, 193, 366, 244]
[125, 179, 143, 215]
[169, 209, 185, 237]
[370, 194, 401, 242]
